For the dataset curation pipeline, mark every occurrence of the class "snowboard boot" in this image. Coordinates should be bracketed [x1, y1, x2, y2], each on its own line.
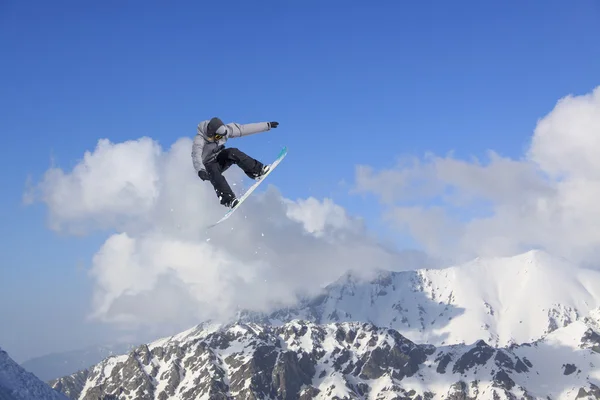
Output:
[255, 164, 270, 180]
[224, 198, 239, 209]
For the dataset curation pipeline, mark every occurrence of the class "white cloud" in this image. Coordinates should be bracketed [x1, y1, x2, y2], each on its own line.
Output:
[528, 87, 600, 180]
[284, 197, 363, 236]
[26, 135, 422, 337]
[353, 85, 600, 266]
[29, 137, 163, 234]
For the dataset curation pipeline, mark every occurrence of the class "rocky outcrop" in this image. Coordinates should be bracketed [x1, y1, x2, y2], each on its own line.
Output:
[49, 319, 600, 400]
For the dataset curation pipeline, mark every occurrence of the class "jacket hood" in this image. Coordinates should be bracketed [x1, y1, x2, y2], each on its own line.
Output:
[206, 117, 224, 138]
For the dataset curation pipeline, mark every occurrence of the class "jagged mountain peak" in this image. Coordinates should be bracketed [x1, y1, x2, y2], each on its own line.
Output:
[147, 320, 223, 350]
[50, 319, 600, 400]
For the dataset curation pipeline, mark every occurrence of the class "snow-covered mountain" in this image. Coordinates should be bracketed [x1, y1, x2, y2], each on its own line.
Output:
[20, 343, 137, 382]
[0, 346, 68, 400]
[240, 250, 600, 348]
[46, 249, 600, 399]
[50, 319, 600, 399]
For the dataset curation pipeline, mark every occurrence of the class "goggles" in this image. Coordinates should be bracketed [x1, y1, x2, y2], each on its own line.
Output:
[213, 125, 228, 140]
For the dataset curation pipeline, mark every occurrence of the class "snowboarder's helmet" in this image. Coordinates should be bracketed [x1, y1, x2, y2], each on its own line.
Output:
[207, 117, 227, 139]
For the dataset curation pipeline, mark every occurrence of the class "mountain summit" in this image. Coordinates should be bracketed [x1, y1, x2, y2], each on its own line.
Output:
[240, 250, 600, 347]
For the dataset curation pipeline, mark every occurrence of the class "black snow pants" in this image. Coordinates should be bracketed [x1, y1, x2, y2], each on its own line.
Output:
[204, 147, 264, 206]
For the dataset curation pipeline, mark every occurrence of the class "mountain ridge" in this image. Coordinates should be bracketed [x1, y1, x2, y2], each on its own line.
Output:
[45, 249, 600, 399]
[237, 249, 600, 348]
[49, 319, 600, 399]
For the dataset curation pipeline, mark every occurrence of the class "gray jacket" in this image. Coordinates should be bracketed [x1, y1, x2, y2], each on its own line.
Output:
[192, 120, 272, 172]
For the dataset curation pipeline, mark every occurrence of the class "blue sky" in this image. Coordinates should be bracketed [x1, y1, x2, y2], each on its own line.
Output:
[1, 0, 600, 362]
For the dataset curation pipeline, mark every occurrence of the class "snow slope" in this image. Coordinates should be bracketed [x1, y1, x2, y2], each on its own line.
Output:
[50, 320, 600, 399]
[243, 250, 600, 347]
[0, 346, 68, 400]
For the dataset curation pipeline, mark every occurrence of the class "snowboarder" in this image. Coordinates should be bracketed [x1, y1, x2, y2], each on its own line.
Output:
[192, 117, 279, 208]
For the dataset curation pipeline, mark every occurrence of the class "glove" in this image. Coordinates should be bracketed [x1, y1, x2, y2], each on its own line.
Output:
[198, 170, 209, 181]
[268, 121, 279, 129]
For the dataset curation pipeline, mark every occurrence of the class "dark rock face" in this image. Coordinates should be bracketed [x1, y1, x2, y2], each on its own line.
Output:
[453, 340, 495, 374]
[50, 320, 600, 400]
[51, 322, 436, 399]
[493, 370, 515, 390]
[49, 369, 89, 399]
[272, 351, 313, 400]
[576, 383, 600, 399]
[563, 363, 577, 375]
[581, 328, 600, 353]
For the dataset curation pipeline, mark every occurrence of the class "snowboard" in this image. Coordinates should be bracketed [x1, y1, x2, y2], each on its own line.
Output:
[207, 146, 287, 228]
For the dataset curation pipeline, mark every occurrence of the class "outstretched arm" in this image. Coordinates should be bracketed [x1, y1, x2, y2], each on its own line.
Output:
[226, 121, 278, 138]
